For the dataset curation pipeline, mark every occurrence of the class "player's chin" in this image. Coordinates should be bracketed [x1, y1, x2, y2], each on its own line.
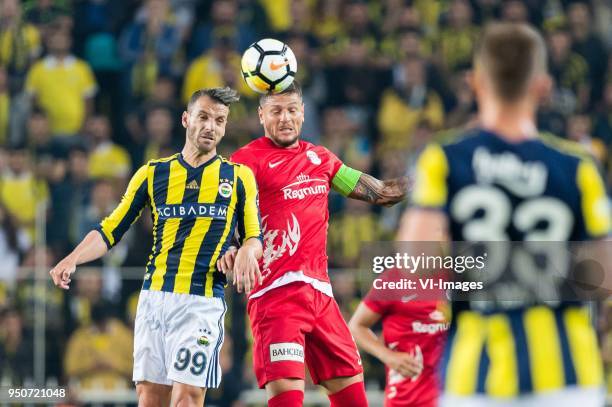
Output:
[196, 138, 217, 153]
[273, 130, 299, 147]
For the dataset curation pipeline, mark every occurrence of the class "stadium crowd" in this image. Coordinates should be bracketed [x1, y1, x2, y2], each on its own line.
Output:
[0, 0, 612, 404]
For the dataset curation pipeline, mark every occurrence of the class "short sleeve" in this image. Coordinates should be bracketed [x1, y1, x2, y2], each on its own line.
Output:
[25, 63, 41, 95]
[78, 61, 98, 98]
[411, 143, 449, 209]
[324, 147, 344, 179]
[230, 148, 258, 177]
[576, 159, 611, 238]
[363, 296, 389, 316]
[235, 165, 262, 243]
[96, 165, 149, 248]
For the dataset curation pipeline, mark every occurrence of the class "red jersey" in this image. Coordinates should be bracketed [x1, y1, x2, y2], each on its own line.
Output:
[364, 296, 449, 407]
[230, 137, 343, 299]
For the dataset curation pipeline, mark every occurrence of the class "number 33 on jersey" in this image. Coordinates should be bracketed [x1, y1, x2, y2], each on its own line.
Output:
[412, 129, 610, 241]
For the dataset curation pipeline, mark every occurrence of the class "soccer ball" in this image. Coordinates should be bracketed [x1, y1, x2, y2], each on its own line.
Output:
[241, 38, 297, 94]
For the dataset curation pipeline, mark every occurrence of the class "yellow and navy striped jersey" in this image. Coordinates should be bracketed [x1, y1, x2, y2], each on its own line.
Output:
[96, 153, 262, 298]
[411, 128, 611, 397]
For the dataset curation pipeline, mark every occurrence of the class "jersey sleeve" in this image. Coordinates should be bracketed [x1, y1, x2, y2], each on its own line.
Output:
[325, 147, 344, 179]
[411, 143, 449, 209]
[96, 164, 149, 249]
[230, 148, 258, 177]
[235, 164, 262, 243]
[363, 292, 389, 316]
[576, 158, 611, 238]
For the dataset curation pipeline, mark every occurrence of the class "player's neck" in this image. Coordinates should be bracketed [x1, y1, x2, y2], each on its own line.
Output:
[479, 99, 538, 142]
[265, 134, 300, 149]
[181, 146, 217, 167]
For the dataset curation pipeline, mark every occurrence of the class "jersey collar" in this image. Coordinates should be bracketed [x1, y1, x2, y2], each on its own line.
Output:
[178, 153, 219, 170]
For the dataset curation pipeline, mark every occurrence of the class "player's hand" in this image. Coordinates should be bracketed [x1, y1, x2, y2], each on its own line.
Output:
[49, 256, 77, 290]
[383, 346, 423, 378]
[233, 246, 262, 294]
[217, 246, 238, 277]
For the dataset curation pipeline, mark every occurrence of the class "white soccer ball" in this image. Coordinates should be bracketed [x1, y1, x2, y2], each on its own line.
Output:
[241, 38, 297, 94]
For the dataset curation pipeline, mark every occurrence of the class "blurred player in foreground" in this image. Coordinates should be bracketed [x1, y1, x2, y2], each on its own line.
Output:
[399, 23, 610, 406]
[50, 87, 262, 406]
[349, 290, 449, 407]
[219, 80, 410, 407]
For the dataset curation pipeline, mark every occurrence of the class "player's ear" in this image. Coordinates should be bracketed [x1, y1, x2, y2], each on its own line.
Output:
[258, 106, 264, 125]
[181, 111, 189, 129]
[532, 73, 552, 103]
[466, 69, 478, 95]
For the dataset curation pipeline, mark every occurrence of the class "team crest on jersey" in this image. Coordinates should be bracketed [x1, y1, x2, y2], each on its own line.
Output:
[306, 150, 321, 165]
[218, 179, 233, 198]
[197, 328, 212, 346]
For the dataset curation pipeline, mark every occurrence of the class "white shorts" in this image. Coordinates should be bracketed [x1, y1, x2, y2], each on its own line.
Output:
[132, 290, 227, 388]
[440, 386, 605, 407]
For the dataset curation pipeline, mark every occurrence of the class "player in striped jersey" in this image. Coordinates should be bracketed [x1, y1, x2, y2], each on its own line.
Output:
[399, 23, 610, 406]
[50, 87, 262, 406]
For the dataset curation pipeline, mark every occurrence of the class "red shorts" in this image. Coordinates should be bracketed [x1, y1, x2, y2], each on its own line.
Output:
[248, 282, 363, 388]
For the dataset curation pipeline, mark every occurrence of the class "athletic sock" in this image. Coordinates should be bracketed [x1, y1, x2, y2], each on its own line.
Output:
[329, 381, 368, 407]
[268, 390, 304, 407]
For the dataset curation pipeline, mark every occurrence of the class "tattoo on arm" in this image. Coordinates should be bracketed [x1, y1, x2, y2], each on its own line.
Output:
[348, 173, 412, 206]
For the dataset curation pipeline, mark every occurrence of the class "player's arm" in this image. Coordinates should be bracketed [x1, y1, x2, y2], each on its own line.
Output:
[349, 302, 423, 378]
[331, 164, 411, 207]
[232, 165, 263, 293]
[50, 165, 150, 290]
[575, 158, 612, 296]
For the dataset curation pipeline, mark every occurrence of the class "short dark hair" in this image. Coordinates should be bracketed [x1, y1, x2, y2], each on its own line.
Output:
[188, 87, 240, 110]
[474, 22, 547, 102]
[259, 80, 303, 106]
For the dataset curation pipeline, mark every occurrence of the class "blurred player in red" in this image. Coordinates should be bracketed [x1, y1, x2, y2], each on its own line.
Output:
[350, 288, 449, 407]
[219, 81, 410, 406]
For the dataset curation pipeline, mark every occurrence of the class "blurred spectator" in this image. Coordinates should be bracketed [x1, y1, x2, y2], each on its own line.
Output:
[25, 29, 98, 138]
[0, 203, 27, 285]
[182, 35, 254, 105]
[566, 113, 607, 163]
[329, 200, 386, 269]
[537, 81, 568, 137]
[547, 26, 590, 114]
[85, 114, 131, 182]
[324, 2, 379, 68]
[567, 1, 609, 106]
[0, 307, 34, 385]
[66, 269, 103, 330]
[321, 107, 371, 172]
[0, 0, 42, 94]
[24, 0, 72, 34]
[64, 299, 133, 389]
[312, 0, 344, 43]
[140, 105, 178, 165]
[594, 81, 612, 146]
[119, 0, 183, 100]
[26, 108, 65, 180]
[189, 0, 255, 58]
[446, 71, 476, 128]
[0, 66, 9, 145]
[500, 0, 530, 23]
[377, 57, 444, 153]
[15, 245, 64, 380]
[432, 0, 479, 72]
[258, 0, 293, 33]
[66, 146, 93, 246]
[0, 144, 48, 242]
[75, 179, 118, 242]
[328, 270, 359, 320]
